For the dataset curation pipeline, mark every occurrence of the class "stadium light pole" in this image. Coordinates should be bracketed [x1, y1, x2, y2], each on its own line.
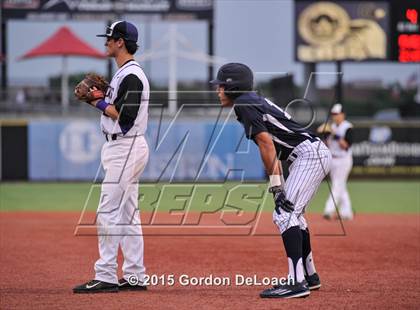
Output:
[415, 65, 420, 104]
[0, 12, 7, 100]
[208, 20, 214, 86]
[137, 26, 225, 116]
[336, 61, 343, 103]
[168, 24, 177, 116]
[304, 62, 317, 101]
[144, 20, 152, 80]
[61, 56, 69, 112]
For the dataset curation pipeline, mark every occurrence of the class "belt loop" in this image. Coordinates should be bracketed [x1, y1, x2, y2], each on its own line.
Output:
[288, 152, 297, 163]
[104, 133, 118, 141]
[310, 136, 320, 143]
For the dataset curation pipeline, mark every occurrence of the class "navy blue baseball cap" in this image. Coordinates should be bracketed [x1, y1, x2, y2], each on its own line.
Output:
[97, 21, 138, 43]
[210, 63, 254, 91]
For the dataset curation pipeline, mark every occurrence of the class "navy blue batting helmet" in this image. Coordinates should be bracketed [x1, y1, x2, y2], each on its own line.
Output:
[210, 63, 254, 92]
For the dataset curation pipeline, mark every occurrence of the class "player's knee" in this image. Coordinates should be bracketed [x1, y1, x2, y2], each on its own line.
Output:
[272, 210, 300, 234]
[298, 217, 308, 231]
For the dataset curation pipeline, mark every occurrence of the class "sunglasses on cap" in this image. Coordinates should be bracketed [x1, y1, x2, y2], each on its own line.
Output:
[105, 27, 128, 40]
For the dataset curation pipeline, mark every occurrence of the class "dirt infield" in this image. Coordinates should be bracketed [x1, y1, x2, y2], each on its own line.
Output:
[0, 212, 419, 309]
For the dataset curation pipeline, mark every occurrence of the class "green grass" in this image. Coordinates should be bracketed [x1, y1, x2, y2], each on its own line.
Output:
[0, 181, 419, 213]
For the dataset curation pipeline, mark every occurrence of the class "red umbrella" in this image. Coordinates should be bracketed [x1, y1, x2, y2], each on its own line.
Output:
[20, 26, 106, 109]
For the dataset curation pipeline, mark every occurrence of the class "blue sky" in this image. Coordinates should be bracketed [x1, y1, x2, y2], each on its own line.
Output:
[7, 0, 419, 87]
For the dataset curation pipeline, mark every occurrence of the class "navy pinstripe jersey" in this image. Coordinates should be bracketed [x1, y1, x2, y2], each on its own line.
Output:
[233, 92, 317, 160]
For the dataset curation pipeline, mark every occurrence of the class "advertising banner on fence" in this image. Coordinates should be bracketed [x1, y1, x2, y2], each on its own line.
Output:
[28, 119, 264, 181]
[351, 123, 420, 177]
[27, 120, 420, 180]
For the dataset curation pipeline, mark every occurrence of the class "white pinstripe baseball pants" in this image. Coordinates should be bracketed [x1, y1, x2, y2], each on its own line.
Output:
[273, 140, 332, 234]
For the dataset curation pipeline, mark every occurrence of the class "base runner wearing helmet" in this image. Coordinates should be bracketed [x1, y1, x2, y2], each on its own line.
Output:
[211, 63, 332, 299]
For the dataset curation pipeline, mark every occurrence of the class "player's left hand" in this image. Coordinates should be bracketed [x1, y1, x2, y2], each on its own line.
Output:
[269, 186, 294, 213]
[74, 73, 109, 103]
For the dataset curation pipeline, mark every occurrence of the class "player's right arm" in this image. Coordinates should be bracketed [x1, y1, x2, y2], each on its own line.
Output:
[235, 104, 284, 188]
[235, 105, 293, 213]
[254, 132, 282, 177]
[254, 132, 294, 213]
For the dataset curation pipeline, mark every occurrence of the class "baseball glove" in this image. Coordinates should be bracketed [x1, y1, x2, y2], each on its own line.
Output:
[316, 122, 332, 134]
[74, 73, 109, 103]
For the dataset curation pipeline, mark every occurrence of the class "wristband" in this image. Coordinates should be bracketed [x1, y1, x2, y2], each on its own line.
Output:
[269, 175, 282, 188]
[96, 99, 109, 112]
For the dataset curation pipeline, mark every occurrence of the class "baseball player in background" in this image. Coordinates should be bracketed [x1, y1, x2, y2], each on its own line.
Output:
[73, 21, 150, 293]
[211, 63, 332, 299]
[323, 103, 354, 220]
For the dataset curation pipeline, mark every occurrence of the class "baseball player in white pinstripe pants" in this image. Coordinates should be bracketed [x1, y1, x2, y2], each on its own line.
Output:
[211, 63, 332, 299]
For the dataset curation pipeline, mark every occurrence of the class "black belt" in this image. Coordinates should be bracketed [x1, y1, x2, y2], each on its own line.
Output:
[104, 133, 144, 141]
[287, 137, 321, 162]
[104, 133, 119, 141]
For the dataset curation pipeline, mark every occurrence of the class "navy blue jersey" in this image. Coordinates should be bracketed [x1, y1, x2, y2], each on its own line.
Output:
[234, 92, 317, 160]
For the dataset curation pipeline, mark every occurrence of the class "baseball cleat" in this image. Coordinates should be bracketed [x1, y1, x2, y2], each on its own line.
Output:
[73, 279, 118, 294]
[118, 278, 148, 291]
[340, 214, 354, 221]
[323, 213, 334, 220]
[260, 282, 310, 299]
[305, 273, 321, 290]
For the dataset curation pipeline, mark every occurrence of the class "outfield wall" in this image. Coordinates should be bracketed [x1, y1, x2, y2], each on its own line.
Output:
[350, 122, 420, 177]
[26, 119, 264, 181]
[1, 119, 420, 181]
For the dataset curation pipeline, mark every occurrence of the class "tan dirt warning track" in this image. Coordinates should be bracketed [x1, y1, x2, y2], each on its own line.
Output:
[0, 212, 419, 309]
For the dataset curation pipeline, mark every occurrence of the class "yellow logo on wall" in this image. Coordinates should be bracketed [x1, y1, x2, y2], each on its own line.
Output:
[297, 1, 387, 62]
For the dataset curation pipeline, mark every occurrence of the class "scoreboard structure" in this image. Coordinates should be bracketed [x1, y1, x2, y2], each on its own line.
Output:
[0, 0, 215, 96]
[295, 0, 420, 63]
[391, 2, 420, 62]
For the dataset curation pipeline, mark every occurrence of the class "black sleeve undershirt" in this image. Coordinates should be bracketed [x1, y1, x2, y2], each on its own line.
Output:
[344, 128, 353, 146]
[113, 74, 143, 134]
